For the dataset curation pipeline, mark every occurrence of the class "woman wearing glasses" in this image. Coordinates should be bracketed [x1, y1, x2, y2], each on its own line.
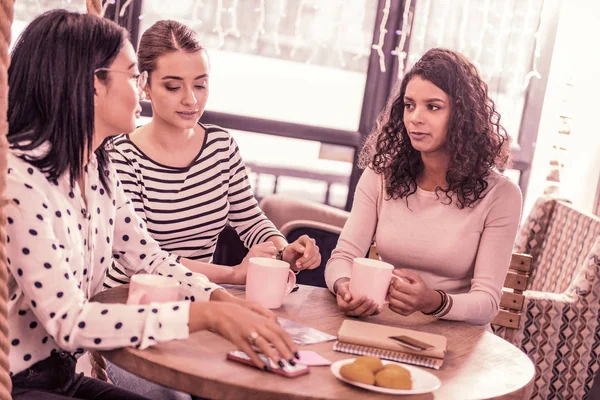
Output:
[104, 20, 321, 295]
[6, 10, 298, 399]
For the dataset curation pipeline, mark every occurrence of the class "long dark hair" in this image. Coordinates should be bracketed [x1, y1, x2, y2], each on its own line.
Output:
[360, 48, 510, 209]
[8, 9, 128, 191]
[137, 20, 204, 86]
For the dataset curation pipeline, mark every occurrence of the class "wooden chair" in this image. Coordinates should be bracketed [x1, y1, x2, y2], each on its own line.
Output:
[506, 198, 600, 399]
[491, 253, 533, 343]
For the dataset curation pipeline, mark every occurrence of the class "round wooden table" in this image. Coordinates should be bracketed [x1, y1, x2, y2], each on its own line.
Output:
[95, 284, 534, 400]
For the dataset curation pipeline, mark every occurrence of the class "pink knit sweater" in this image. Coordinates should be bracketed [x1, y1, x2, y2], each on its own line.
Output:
[325, 168, 522, 325]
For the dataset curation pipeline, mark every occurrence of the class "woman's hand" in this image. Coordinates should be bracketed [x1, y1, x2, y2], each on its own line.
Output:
[211, 289, 278, 323]
[387, 269, 442, 316]
[282, 235, 321, 271]
[193, 301, 298, 370]
[334, 278, 381, 318]
[230, 242, 279, 284]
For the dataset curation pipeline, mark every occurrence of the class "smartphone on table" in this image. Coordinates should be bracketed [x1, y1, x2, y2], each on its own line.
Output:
[227, 350, 309, 378]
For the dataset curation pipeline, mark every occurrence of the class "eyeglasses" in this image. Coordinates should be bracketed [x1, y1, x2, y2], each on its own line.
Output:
[94, 68, 148, 92]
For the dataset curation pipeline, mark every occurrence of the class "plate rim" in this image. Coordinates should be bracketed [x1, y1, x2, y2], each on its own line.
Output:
[330, 358, 442, 395]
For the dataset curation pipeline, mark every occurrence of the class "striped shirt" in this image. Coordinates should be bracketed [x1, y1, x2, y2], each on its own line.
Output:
[104, 123, 283, 288]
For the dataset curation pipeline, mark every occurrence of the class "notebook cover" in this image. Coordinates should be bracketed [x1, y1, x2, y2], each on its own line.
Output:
[337, 320, 447, 359]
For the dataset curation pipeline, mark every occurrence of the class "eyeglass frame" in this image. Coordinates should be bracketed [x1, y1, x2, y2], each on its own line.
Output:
[94, 68, 148, 92]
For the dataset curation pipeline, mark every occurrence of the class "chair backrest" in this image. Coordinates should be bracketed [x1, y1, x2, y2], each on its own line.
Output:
[260, 194, 350, 231]
[280, 220, 342, 288]
[491, 253, 532, 340]
[516, 198, 600, 293]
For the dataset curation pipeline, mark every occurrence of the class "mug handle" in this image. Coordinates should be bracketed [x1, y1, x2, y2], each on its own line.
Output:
[126, 289, 147, 305]
[284, 269, 297, 296]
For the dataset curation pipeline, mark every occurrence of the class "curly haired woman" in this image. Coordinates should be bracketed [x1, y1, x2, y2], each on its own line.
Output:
[325, 48, 522, 327]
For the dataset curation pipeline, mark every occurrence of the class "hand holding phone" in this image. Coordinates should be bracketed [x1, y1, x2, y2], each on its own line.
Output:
[227, 350, 310, 378]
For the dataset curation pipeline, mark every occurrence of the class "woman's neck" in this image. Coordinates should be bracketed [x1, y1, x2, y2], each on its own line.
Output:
[418, 152, 450, 191]
[143, 118, 197, 152]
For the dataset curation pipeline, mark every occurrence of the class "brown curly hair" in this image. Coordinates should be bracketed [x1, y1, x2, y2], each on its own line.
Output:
[360, 48, 510, 209]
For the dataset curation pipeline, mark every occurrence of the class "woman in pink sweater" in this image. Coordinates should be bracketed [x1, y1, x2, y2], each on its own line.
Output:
[325, 48, 522, 326]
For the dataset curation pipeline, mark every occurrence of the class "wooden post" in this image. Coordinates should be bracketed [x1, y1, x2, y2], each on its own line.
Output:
[0, 0, 14, 398]
[86, 0, 102, 16]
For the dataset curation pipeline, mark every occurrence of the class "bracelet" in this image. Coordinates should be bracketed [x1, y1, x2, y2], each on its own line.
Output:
[276, 245, 287, 261]
[422, 290, 446, 316]
[433, 292, 453, 318]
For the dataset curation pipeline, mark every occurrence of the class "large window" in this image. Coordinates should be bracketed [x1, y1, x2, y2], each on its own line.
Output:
[139, 0, 378, 131]
[12, 0, 86, 49]
[406, 0, 544, 143]
[10, 0, 560, 211]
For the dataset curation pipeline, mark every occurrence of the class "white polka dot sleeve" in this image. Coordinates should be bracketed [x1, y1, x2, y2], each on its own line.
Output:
[5, 163, 191, 356]
[110, 174, 222, 302]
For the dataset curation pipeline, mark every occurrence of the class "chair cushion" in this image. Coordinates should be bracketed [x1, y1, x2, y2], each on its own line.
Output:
[260, 194, 350, 230]
[528, 201, 600, 293]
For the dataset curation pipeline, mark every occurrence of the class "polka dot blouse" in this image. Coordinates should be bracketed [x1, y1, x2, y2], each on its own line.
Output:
[5, 149, 221, 376]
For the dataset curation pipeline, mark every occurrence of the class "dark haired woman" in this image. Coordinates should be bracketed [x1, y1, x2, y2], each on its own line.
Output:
[325, 48, 522, 326]
[104, 19, 321, 290]
[6, 10, 297, 399]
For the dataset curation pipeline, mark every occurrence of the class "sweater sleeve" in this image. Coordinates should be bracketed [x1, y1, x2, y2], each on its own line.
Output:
[226, 135, 284, 247]
[442, 178, 522, 325]
[325, 168, 380, 292]
[5, 168, 195, 353]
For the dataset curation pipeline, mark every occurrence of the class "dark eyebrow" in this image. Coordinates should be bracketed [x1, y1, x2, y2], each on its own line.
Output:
[161, 73, 208, 81]
[404, 96, 446, 103]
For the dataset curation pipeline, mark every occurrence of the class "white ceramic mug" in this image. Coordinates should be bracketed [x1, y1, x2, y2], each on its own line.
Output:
[349, 258, 395, 307]
[127, 274, 181, 305]
[245, 257, 296, 309]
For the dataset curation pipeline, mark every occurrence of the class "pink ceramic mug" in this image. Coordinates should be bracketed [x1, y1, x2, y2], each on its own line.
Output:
[349, 258, 395, 307]
[127, 274, 181, 305]
[245, 257, 297, 309]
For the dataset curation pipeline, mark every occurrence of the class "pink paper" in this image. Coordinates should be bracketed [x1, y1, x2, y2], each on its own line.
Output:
[297, 351, 332, 366]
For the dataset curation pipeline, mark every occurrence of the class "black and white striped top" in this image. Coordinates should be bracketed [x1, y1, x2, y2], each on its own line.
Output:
[104, 123, 283, 288]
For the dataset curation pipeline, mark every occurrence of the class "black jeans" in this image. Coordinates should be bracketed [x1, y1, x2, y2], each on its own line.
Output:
[11, 350, 150, 399]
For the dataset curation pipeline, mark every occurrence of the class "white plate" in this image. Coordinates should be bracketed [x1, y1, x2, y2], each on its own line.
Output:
[330, 358, 441, 395]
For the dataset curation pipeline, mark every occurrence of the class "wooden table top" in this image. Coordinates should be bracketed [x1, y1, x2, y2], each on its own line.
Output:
[95, 284, 534, 400]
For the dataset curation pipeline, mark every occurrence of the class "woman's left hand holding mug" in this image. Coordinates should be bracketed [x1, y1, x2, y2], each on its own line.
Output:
[387, 269, 442, 316]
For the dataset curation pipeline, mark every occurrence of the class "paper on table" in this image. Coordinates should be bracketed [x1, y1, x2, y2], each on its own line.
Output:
[297, 350, 332, 366]
[278, 318, 337, 345]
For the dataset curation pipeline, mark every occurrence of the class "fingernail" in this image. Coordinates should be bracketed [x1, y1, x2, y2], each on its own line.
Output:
[289, 359, 296, 366]
[294, 352, 300, 359]
[277, 360, 285, 368]
[263, 365, 269, 371]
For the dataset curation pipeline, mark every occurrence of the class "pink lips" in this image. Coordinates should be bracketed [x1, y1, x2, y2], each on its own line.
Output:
[409, 131, 429, 138]
[176, 111, 199, 120]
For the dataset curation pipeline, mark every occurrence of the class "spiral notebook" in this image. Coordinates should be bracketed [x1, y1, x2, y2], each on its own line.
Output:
[333, 320, 447, 370]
